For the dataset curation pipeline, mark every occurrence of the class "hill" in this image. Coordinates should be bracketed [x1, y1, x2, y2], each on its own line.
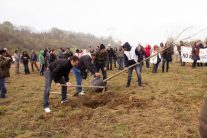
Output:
[0, 21, 119, 52]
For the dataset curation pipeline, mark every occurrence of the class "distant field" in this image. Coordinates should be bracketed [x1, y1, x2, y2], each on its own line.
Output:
[0, 62, 206, 138]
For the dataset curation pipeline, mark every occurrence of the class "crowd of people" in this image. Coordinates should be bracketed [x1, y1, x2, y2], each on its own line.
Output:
[1, 40, 207, 137]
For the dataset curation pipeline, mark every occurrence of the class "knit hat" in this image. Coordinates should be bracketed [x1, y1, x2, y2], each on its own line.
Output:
[122, 42, 131, 51]
[100, 44, 106, 50]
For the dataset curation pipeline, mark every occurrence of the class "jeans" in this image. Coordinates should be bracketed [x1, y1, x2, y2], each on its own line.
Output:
[162, 59, 169, 72]
[127, 64, 142, 86]
[117, 57, 124, 70]
[152, 63, 159, 73]
[0, 78, 6, 98]
[23, 63, 30, 74]
[40, 64, 45, 76]
[96, 64, 107, 80]
[43, 70, 67, 108]
[73, 67, 82, 93]
[15, 62, 19, 74]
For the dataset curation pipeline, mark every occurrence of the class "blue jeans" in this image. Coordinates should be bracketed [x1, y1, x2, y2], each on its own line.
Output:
[0, 78, 6, 98]
[73, 67, 82, 93]
[43, 70, 67, 108]
[127, 64, 142, 86]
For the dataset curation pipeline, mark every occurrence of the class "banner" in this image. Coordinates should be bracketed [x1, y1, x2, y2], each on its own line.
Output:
[181, 46, 207, 63]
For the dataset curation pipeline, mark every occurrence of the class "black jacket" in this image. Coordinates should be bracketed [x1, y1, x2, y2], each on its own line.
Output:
[49, 59, 72, 83]
[77, 55, 96, 74]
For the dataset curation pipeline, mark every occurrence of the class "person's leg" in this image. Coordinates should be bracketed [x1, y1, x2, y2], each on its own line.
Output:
[109, 57, 112, 70]
[152, 64, 155, 73]
[34, 62, 40, 71]
[23, 63, 27, 74]
[136, 64, 142, 86]
[31, 62, 34, 72]
[43, 70, 52, 108]
[114, 58, 117, 68]
[59, 77, 67, 101]
[100, 65, 107, 80]
[73, 67, 82, 93]
[117, 58, 121, 70]
[166, 61, 169, 72]
[121, 57, 124, 69]
[0, 78, 6, 98]
[162, 59, 165, 72]
[127, 67, 133, 87]
[155, 63, 159, 73]
[27, 63, 30, 74]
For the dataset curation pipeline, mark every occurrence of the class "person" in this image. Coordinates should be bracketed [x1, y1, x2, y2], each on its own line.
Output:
[74, 53, 101, 95]
[74, 49, 83, 58]
[94, 44, 109, 81]
[197, 41, 204, 67]
[144, 44, 151, 68]
[63, 48, 73, 59]
[49, 49, 57, 63]
[56, 48, 64, 59]
[117, 46, 125, 70]
[135, 44, 145, 86]
[21, 51, 30, 74]
[191, 41, 200, 68]
[150, 45, 161, 73]
[39, 50, 45, 76]
[43, 56, 79, 113]
[113, 47, 118, 68]
[13, 50, 20, 74]
[123, 42, 141, 87]
[31, 50, 40, 72]
[177, 41, 185, 66]
[107, 44, 115, 70]
[0, 48, 12, 98]
[162, 42, 174, 72]
[199, 95, 207, 138]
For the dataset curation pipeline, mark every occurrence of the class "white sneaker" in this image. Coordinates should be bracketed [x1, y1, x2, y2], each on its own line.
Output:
[78, 91, 85, 96]
[44, 107, 51, 113]
[61, 100, 68, 104]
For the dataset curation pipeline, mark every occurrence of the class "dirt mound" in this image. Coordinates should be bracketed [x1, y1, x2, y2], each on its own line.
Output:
[77, 92, 148, 109]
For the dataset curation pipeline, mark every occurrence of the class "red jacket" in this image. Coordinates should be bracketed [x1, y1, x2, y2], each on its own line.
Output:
[145, 45, 151, 57]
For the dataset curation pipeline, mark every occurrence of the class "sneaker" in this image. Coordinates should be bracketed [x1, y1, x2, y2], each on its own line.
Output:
[61, 100, 68, 104]
[44, 107, 51, 113]
[78, 91, 85, 96]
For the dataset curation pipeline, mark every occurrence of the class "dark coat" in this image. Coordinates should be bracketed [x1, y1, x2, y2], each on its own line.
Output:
[191, 46, 200, 60]
[77, 55, 96, 75]
[162, 48, 173, 62]
[199, 95, 207, 138]
[21, 53, 30, 64]
[0, 56, 11, 79]
[49, 59, 72, 83]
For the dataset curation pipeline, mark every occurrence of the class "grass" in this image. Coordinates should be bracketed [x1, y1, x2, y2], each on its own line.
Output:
[0, 62, 206, 138]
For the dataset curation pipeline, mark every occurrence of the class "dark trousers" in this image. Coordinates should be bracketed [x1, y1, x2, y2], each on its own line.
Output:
[152, 63, 159, 73]
[43, 70, 67, 108]
[146, 57, 150, 68]
[199, 95, 207, 138]
[192, 60, 197, 68]
[162, 59, 169, 72]
[0, 78, 6, 98]
[114, 58, 117, 68]
[96, 64, 107, 80]
[23, 63, 30, 74]
[40, 64, 45, 76]
[107, 57, 113, 70]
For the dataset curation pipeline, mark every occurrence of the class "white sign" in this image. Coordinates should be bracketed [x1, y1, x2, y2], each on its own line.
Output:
[181, 46, 207, 63]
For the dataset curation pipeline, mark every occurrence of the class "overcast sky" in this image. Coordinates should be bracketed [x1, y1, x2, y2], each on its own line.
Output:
[0, 0, 207, 46]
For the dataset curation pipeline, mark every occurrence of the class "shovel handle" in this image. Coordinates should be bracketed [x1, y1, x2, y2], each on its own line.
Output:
[60, 84, 105, 89]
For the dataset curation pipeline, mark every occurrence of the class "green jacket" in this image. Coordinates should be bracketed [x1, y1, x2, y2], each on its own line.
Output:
[39, 50, 45, 65]
[0, 56, 11, 79]
[94, 51, 109, 67]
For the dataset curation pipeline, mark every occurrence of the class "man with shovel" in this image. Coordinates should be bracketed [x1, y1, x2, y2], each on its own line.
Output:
[74, 53, 101, 96]
[43, 56, 79, 113]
